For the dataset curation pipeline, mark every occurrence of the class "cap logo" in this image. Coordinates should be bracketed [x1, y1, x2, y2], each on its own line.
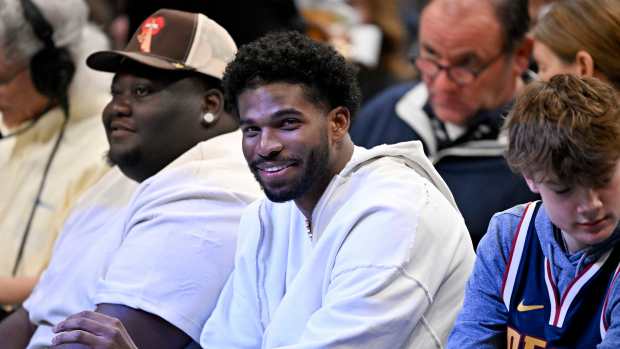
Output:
[137, 16, 165, 53]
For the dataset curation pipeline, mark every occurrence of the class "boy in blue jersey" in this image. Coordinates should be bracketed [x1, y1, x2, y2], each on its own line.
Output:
[448, 75, 620, 349]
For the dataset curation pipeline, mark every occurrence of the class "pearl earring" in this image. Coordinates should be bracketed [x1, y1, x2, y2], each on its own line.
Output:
[202, 112, 215, 124]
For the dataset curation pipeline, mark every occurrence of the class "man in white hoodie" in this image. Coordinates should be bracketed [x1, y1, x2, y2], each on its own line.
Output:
[198, 31, 475, 348]
[52, 31, 476, 349]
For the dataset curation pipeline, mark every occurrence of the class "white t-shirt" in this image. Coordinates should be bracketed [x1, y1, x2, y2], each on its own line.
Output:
[24, 131, 261, 347]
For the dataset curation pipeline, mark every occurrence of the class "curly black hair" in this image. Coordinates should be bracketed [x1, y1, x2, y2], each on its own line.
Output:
[222, 31, 361, 121]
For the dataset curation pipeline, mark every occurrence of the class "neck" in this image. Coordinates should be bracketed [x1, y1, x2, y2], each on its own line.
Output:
[119, 163, 158, 183]
[295, 137, 354, 219]
[491, 76, 522, 116]
[206, 113, 238, 140]
[120, 118, 239, 183]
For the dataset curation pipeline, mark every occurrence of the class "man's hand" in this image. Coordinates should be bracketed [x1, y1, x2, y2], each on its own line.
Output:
[51, 311, 138, 349]
[0, 307, 37, 348]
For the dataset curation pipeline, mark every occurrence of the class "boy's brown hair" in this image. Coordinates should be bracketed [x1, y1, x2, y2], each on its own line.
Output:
[505, 74, 620, 187]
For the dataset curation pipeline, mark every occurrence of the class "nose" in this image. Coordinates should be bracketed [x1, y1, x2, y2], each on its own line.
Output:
[576, 189, 604, 217]
[105, 95, 131, 117]
[102, 95, 131, 128]
[429, 68, 459, 93]
[257, 129, 283, 159]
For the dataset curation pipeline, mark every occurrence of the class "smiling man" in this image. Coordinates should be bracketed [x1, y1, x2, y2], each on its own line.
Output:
[350, 0, 538, 247]
[197, 31, 475, 348]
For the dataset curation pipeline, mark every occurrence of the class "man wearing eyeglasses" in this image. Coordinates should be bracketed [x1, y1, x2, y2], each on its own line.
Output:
[350, 0, 538, 247]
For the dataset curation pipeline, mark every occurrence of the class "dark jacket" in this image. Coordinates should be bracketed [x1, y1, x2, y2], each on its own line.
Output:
[351, 82, 539, 248]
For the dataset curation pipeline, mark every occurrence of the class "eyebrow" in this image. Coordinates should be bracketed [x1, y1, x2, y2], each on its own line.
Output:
[240, 108, 302, 126]
[420, 43, 437, 56]
[420, 43, 480, 65]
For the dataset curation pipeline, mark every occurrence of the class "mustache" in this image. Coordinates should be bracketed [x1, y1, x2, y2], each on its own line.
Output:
[249, 157, 301, 170]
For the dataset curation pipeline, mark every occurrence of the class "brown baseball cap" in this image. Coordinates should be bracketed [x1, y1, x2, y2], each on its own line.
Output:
[86, 9, 237, 80]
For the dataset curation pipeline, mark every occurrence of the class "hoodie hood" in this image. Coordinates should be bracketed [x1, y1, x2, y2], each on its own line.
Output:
[341, 141, 458, 209]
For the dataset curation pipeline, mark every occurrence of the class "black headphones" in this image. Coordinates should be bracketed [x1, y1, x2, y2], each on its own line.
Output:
[20, 0, 75, 114]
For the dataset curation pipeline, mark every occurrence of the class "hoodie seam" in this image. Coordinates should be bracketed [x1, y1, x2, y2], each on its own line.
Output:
[331, 264, 434, 304]
[256, 201, 268, 331]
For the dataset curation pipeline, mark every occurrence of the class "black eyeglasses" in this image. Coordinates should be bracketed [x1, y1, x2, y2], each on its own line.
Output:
[414, 51, 505, 86]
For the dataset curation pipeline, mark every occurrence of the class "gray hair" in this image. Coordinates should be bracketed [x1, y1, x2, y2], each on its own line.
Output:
[0, 0, 88, 67]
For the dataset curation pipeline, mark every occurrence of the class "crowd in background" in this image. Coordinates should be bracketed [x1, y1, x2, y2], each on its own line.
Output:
[1, 0, 620, 347]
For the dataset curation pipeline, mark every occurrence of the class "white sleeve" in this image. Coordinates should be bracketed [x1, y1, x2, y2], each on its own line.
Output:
[92, 165, 247, 342]
[200, 200, 265, 349]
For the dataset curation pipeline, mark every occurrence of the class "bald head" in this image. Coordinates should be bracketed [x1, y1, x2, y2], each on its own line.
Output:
[421, 0, 501, 54]
[425, 0, 492, 19]
[422, 0, 529, 53]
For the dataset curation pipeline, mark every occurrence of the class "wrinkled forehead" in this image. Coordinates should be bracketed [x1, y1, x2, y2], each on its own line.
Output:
[419, 0, 503, 58]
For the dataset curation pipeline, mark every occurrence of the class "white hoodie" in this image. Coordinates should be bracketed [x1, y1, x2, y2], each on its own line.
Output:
[201, 141, 476, 348]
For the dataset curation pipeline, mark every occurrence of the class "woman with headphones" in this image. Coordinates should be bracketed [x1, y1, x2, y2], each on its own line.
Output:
[0, 0, 111, 309]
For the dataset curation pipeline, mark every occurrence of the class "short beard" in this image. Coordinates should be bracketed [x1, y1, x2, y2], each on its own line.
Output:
[105, 148, 141, 170]
[256, 132, 331, 203]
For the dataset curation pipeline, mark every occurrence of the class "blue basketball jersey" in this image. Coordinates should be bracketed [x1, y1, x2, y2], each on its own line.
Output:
[501, 201, 620, 349]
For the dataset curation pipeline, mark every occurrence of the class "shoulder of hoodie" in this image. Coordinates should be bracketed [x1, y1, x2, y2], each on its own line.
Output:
[340, 143, 444, 200]
[325, 144, 460, 227]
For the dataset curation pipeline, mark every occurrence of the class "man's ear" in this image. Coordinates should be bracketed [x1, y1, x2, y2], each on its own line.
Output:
[513, 36, 534, 77]
[575, 50, 595, 77]
[524, 175, 540, 194]
[327, 106, 350, 143]
[201, 88, 225, 127]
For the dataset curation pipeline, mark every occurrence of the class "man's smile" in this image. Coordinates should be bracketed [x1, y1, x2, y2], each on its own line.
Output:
[253, 160, 299, 181]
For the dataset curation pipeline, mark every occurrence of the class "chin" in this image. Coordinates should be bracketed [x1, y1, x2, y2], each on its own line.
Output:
[575, 226, 616, 247]
[264, 191, 295, 203]
[582, 235, 615, 248]
[106, 148, 141, 169]
[262, 183, 303, 203]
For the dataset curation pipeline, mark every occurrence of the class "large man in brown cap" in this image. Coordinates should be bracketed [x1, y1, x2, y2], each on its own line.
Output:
[0, 9, 260, 348]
